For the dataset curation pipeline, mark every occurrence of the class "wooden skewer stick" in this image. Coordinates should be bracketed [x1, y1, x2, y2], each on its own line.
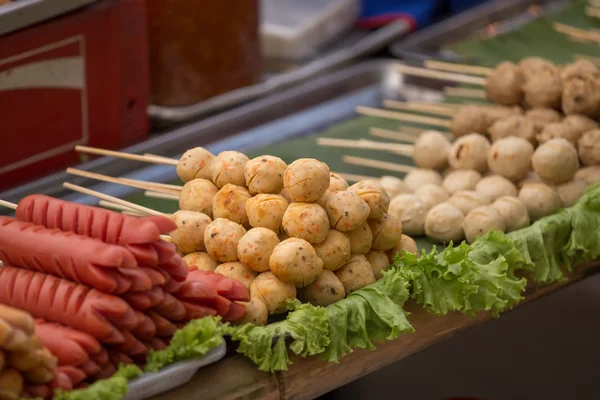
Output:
[400, 125, 428, 135]
[0, 199, 17, 210]
[395, 64, 487, 85]
[75, 145, 179, 166]
[98, 200, 149, 216]
[63, 182, 166, 216]
[424, 60, 493, 76]
[343, 156, 414, 174]
[585, 6, 600, 18]
[333, 172, 378, 182]
[317, 138, 413, 156]
[67, 168, 180, 195]
[383, 100, 454, 117]
[144, 190, 180, 201]
[356, 106, 452, 128]
[143, 153, 180, 163]
[444, 86, 487, 99]
[553, 22, 600, 44]
[370, 127, 418, 143]
[122, 210, 145, 217]
[127, 178, 183, 191]
[160, 235, 172, 241]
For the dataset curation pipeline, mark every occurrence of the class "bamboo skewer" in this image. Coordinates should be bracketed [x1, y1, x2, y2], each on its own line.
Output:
[66, 168, 180, 195]
[75, 145, 179, 166]
[370, 127, 418, 143]
[423, 60, 492, 76]
[585, 6, 600, 18]
[317, 138, 413, 156]
[144, 190, 180, 201]
[343, 156, 414, 174]
[395, 64, 487, 85]
[98, 200, 148, 216]
[356, 106, 452, 128]
[63, 183, 166, 217]
[553, 22, 600, 44]
[143, 153, 180, 163]
[444, 87, 487, 99]
[383, 100, 454, 117]
[334, 172, 379, 182]
[0, 199, 17, 210]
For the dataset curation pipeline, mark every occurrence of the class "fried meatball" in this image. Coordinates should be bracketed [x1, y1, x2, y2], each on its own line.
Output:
[403, 169, 443, 191]
[442, 169, 482, 194]
[313, 230, 351, 271]
[386, 234, 418, 262]
[488, 115, 536, 144]
[283, 158, 330, 203]
[245, 194, 288, 233]
[424, 202, 465, 243]
[485, 61, 524, 105]
[532, 138, 579, 184]
[298, 270, 345, 306]
[176, 147, 215, 182]
[448, 133, 491, 173]
[204, 218, 246, 262]
[413, 130, 451, 170]
[211, 151, 249, 188]
[329, 172, 349, 192]
[388, 194, 428, 236]
[518, 183, 561, 221]
[251, 272, 296, 314]
[560, 59, 598, 80]
[215, 262, 257, 291]
[475, 175, 518, 202]
[237, 227, 280, 273]
[491, 196, 530, 232]
[269, 238, 323, 288]
[244, 155, 287, 195]
[348, 180, 390, 219]
[183, 252, 219, 272]
[487, 137, 534, 182]
[281, 203, 330, 244]
[170, 210, 212, 253]
[578, 129, 600, 166]
[368, 213, 403, 251]
[334, 254, 376, 293]
[179, 178, 218, 217]
[323, 191, 370, 232]
[212, 184, 252, 226]
[366, 251, 390, 280]
[346, 222, 373, 255]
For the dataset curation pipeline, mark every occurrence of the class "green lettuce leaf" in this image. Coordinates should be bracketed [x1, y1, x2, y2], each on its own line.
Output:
[565, 183, 600, 264]
[226, 300, 329, 372]
[53, 364, 142, 400]
[323, 268, 413, 363]
[145, 316, 224, 372]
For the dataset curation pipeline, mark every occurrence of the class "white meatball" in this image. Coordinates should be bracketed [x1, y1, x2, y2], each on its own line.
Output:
[414, 184, 450, 209]
[575, 166, 600, 186]
[281, 203, 329, 244]
[212, 184, 252, 227]
[532, 138, 579, 184]
[518, 183, 561, 221]
[244, 155, 287, 195]
[462, 206, 506, 243]
[487, 137, 534, 182]
[518, 171, 543, 189]
[346, 222, 373, 255]
[237, 227, 280, 272]
[442, 169, 482, 194]
[412, 130, 451, 170]
[245, 194, 289, 233]
[491, 196, 530, 232]
[424, 202, 465, 243]
[179, 178, 218, 217]
[388, 194, 428, 236]
[177, 147, 215, 182]
[212, 151, 249, 188]
[348, 180, 390, 219]
[554, 179, 587, 207]
[379, 176, 412, 199]
[448, 133, 491, 173]
[403, 169, 443, 191]
[475, 175, 518, 202]
[448, 190, 490, 216]
[283, 158, 330, 203]
[204, 218, 246, 262]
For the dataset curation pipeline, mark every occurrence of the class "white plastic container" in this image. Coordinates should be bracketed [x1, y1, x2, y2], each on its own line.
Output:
[123, 342, 227, 400]
[261, 0, 361, 61]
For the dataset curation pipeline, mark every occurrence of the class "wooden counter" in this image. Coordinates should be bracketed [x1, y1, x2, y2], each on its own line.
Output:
[152, 261, 600, 400]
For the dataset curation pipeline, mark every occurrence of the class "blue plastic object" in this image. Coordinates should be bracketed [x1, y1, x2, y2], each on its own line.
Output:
[358, 0, 440, 28]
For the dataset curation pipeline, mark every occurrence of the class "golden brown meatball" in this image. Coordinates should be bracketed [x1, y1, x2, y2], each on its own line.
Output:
[245, 194, 288, 233]
[269, 238, 323, 288]
[214, 262, 257, 291]
[211, 151, 249, 188]
[204, 218, 246, 262]
[368, 213, 403, 252]
[313, 230, 351, 272]
[485, 61, 524, 105]
[329, 172, 349, 192]
[519, 57, 556, 79]
[212, 184, 252, 226]
[323, 191, 370, 232]
[561, 59, 598, 80]
[251, 272, 296, 314]
[176, 147, 215, 182]
[578, 129, 600, 166]
[298, 270, 345, 306]
[334, 254, 376, 293]
[488, 115, 536, 144]
[179, 178, 218, 217]
[183, 252, 219, 272]
[366, 251, 390, 280]
[283, 158, 330, 203]
[386, 234, 418, 262]
[170, 210, 212, 253]
[532, 138, 579, 184]
[233, 298, 269, 326]
[347, 180, 390, 219]
[244, 155, 287, 195]
[282, 203, 330, 244]
[237, 227, 280, 272]
[346, 222, 373, 255]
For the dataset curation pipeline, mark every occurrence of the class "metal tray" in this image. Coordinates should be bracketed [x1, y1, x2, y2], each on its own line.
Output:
[0, 58, 452, 207]
[389, 0, 565, 62]
[124, 342, 226, 400]
[148, 21, 410, 129]
[0, 0, 98, 36]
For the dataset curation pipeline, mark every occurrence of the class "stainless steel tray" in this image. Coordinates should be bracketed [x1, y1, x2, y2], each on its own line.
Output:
[1, 58, 451, 208]
[0, 0, 98, 36]
[389, 0, 565, 62]
[148, 21, 410, 129]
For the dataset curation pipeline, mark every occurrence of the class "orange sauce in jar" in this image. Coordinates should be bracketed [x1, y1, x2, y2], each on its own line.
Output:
[147, 0, 261, 106]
